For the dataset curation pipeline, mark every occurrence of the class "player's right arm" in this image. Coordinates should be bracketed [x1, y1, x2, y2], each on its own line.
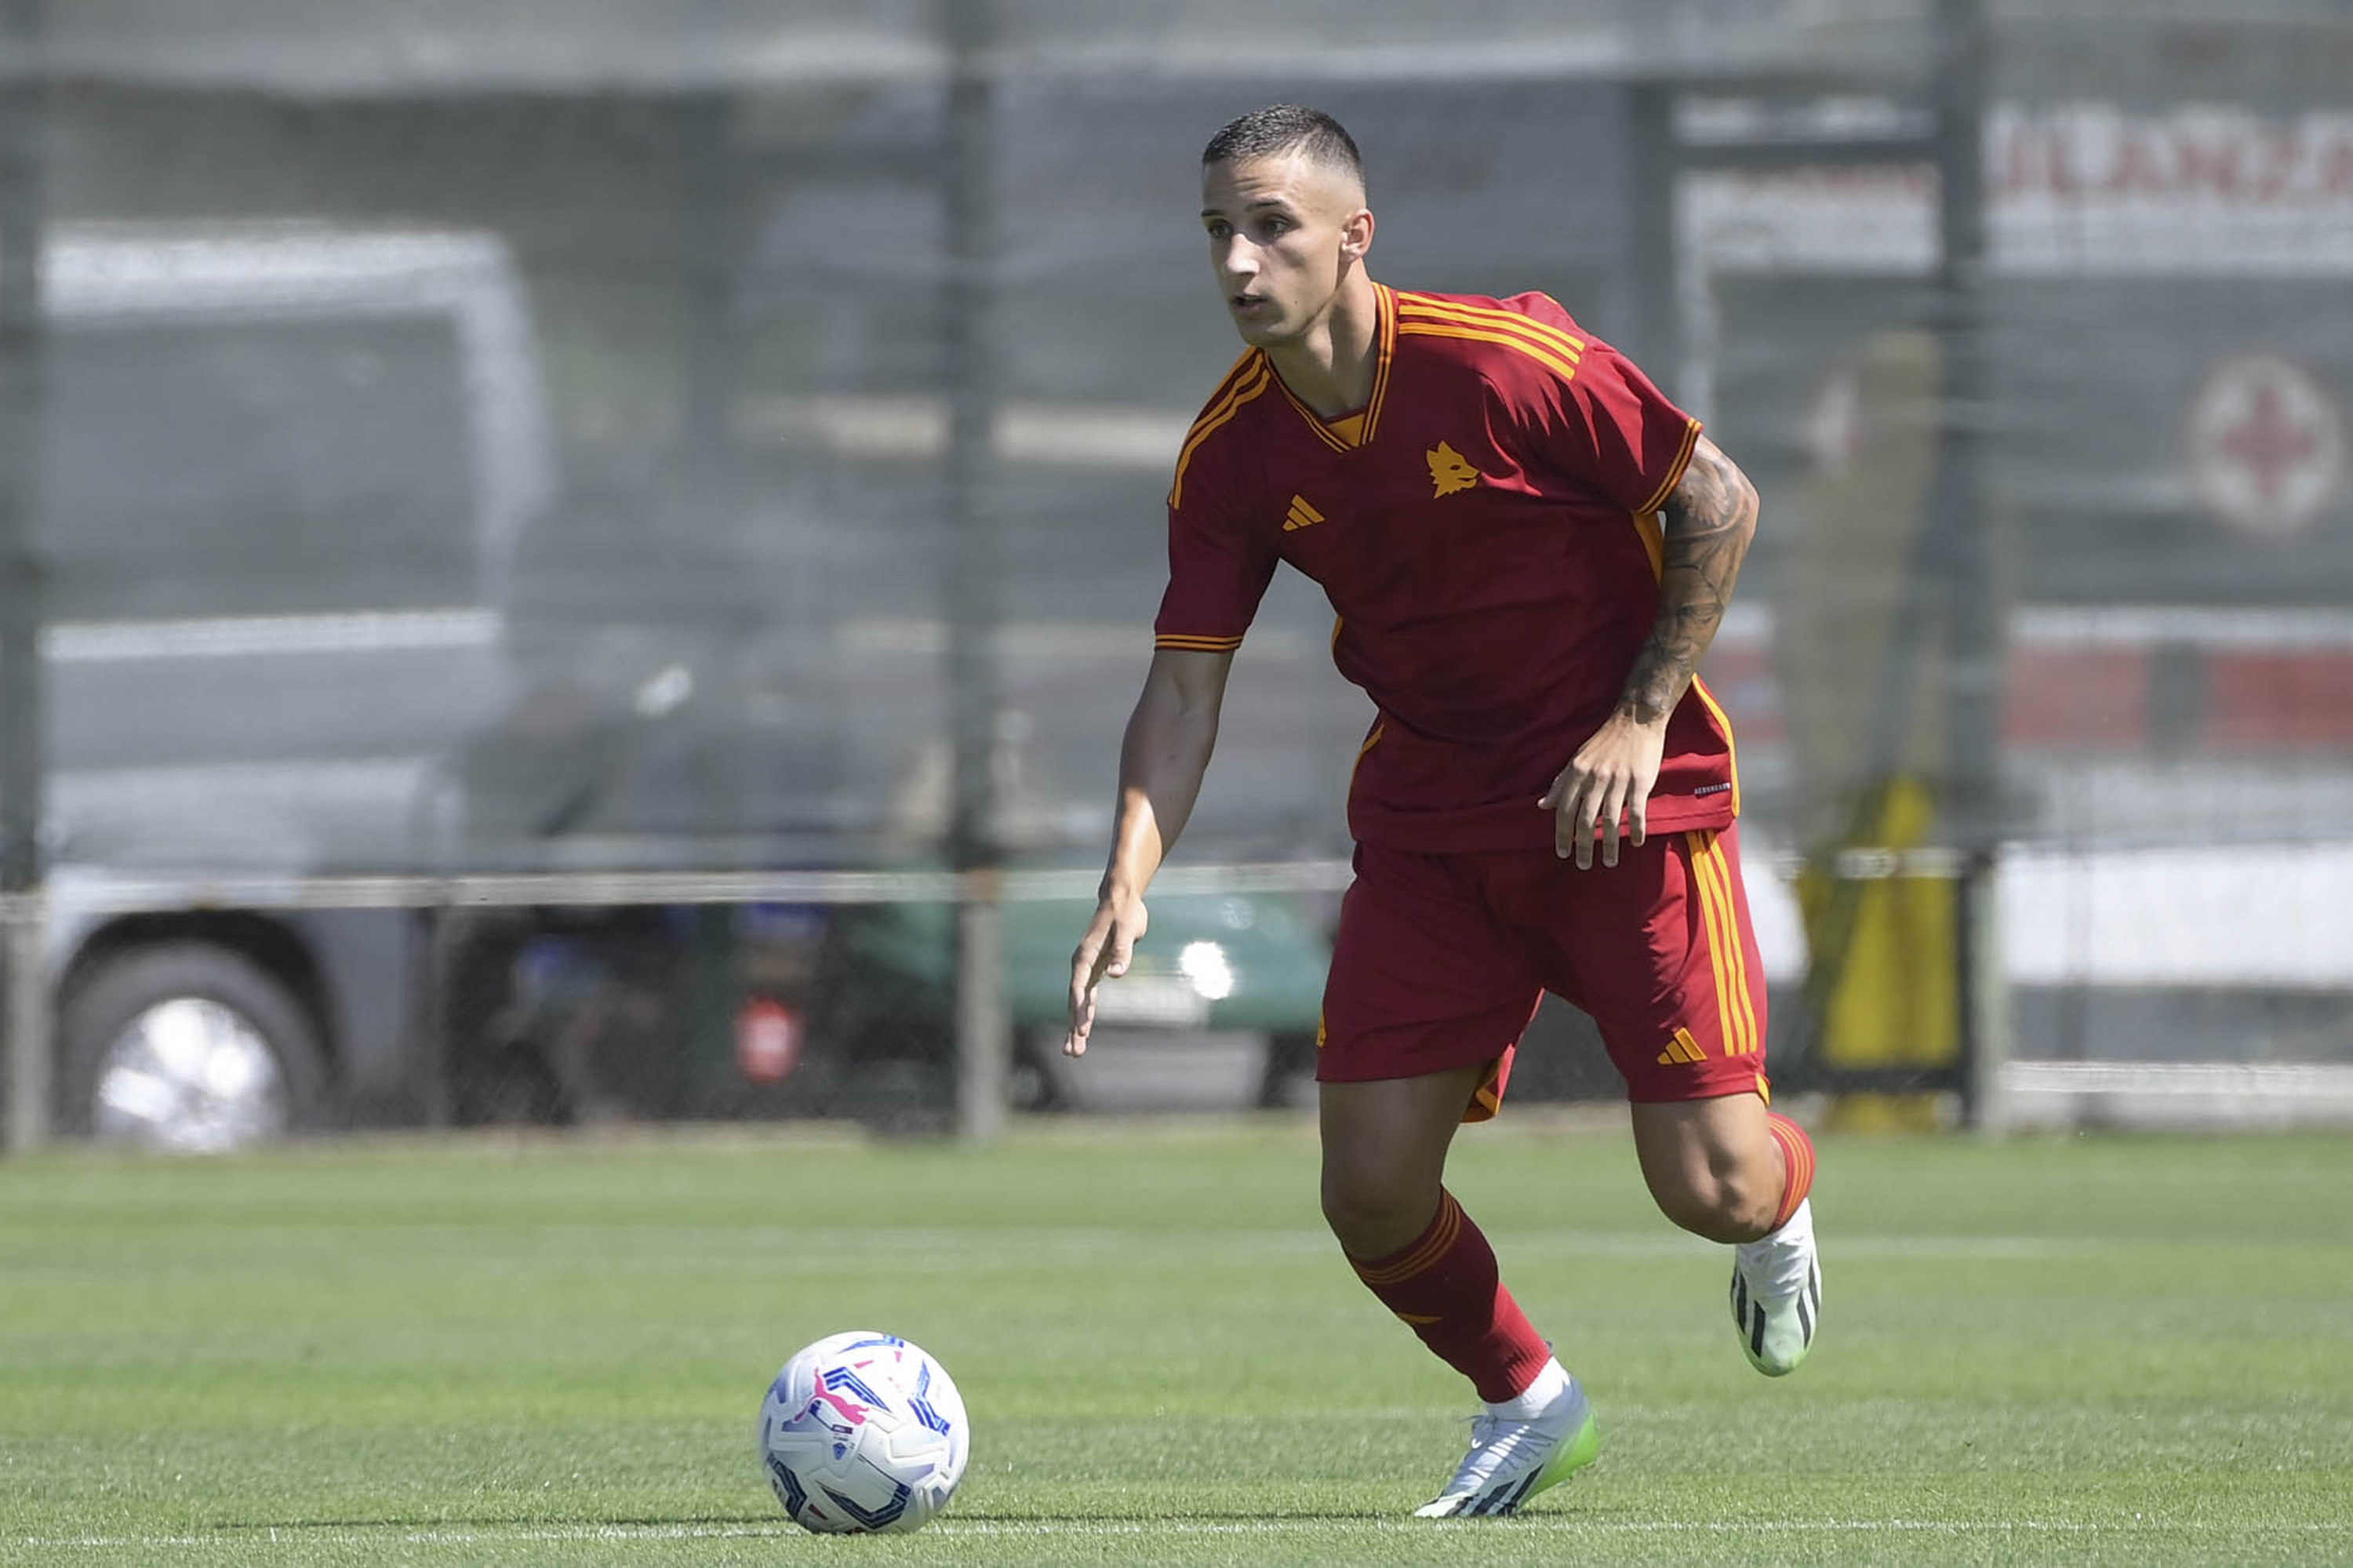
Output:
[1074, 352, 1275, 1053]
[1065, 646, 1236, 1057]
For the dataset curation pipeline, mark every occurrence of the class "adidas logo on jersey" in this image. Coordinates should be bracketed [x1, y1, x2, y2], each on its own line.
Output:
[1283, 495, 1326, 531]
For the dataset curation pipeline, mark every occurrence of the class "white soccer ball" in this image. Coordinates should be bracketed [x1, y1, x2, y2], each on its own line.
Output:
[757, 1330, 969, 1534]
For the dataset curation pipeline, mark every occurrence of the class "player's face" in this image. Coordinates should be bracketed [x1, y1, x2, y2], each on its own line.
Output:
[1200, 152, 1369, 347]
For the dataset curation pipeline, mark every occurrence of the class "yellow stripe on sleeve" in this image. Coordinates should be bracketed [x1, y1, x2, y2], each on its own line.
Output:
[1635, 417, 1704, 517]
[1396, 294, 1587, 356]
[1168, 358, 1271, 509]
[1395, 322, 1581, 385]
[1184, 349, 1263, 438]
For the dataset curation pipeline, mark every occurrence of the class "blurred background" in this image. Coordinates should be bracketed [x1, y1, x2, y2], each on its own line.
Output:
[2, 0, 2348, 1152]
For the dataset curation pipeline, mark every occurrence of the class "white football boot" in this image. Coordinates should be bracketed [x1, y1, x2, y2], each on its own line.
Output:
[1730, 1196, 1821, 1376]
[1412, 1357, 1599, 1519]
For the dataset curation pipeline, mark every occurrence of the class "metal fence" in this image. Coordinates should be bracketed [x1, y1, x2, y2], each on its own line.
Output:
[2, 0, 2350, 1150]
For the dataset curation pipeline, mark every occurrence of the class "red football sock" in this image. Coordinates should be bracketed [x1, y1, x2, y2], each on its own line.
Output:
[1346, 1189, 1551, 1404]
[1764, 1111, 1817, 1231]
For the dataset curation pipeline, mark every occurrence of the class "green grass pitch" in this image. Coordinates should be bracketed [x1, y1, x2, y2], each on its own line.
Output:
[5, 1118, 2351, 1566]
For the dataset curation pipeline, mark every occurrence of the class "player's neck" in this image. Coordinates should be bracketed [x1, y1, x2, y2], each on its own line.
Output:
[1265, 272, 1380, 419]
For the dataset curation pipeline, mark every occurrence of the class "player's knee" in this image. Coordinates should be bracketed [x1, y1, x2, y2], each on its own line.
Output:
[1649, 1159, 1777, 1243]
[1320, 1163, 1438, 1259]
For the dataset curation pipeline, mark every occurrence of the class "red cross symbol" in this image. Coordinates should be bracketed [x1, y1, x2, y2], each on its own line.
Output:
[2189, 355, 2344, 540]
[2215, 379, 2320, 506]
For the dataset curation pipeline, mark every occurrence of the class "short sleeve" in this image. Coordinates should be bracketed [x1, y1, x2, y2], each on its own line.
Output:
[1153, 480, 1276, 653]
[1505, 294, 1702, 515]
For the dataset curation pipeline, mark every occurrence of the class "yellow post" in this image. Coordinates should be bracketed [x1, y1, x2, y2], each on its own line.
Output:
[1775, 330, 1974, 1130]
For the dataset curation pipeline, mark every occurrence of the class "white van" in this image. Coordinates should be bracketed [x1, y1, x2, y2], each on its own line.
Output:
[33, 224, 553, 1148]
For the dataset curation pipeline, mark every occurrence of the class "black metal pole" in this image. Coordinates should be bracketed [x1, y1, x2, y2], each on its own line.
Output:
[0, 0, 49, 1152]
[1624, 82, 1682, 385]
[1933, 0, 2006, 1124]
[1934, 0, 1996, 851]
[941, 0, 1007, 1140]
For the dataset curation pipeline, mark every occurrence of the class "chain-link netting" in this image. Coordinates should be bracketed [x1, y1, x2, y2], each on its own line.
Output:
[4, 1, 2349, 1145]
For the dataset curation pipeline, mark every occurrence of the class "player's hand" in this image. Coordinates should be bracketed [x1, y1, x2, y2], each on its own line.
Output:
[1066, 892, 1148, 1057]
[1540, 710, 1668, 869]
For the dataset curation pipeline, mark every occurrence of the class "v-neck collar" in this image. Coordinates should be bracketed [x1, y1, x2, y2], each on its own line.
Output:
[1266, 283, 1396, 454]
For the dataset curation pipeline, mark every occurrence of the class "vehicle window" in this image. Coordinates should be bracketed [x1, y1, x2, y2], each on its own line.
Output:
[42, 312, 480, 619]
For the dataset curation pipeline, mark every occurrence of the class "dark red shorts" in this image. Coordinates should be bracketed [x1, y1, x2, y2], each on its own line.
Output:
[1315, 825, 1769, 1119]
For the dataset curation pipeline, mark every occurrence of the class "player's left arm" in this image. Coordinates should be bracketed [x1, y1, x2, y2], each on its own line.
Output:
[1543, 434, 1759, 868]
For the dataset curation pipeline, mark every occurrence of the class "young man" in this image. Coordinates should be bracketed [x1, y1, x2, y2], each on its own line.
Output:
[1064, 104, 1820, 1518]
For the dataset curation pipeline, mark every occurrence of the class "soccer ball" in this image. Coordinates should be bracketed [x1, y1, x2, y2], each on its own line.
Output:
[757, 1331, 969, 1534]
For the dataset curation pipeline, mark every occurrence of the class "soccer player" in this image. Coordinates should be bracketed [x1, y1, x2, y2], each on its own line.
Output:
[1064, 105, 1820, 1517]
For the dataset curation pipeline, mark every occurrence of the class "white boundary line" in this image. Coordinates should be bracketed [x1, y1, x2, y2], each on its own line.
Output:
[22, 1516, 2351, 1549]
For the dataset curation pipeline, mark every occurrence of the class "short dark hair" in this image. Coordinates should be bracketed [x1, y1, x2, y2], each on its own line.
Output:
[1202, 104, 1363, 186]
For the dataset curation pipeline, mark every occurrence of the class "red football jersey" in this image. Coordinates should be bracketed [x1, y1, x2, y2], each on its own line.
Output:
[1154, 286, 1740, 852]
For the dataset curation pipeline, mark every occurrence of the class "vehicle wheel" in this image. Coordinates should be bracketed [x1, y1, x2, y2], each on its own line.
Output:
[58, 943, 330, 1152]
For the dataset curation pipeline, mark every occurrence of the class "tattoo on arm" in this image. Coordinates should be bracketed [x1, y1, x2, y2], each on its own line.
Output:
[1617, 440, 1758, 725]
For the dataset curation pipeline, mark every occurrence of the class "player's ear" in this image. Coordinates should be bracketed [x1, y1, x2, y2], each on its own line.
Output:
[1341, 206, 1374, 261]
